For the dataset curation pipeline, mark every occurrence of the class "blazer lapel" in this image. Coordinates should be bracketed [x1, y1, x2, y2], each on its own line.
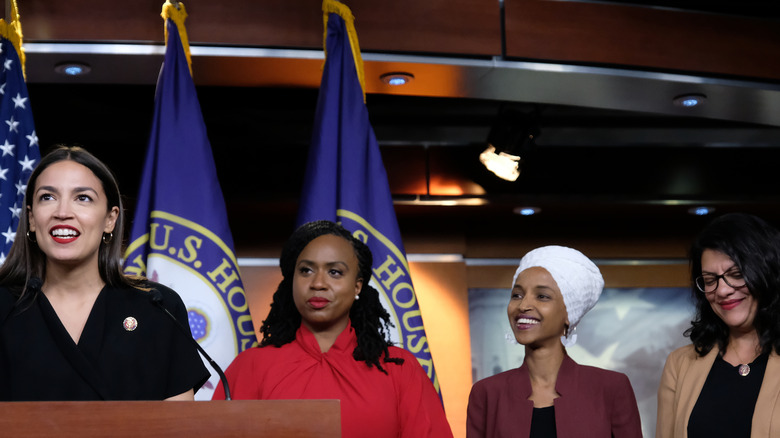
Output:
[510, 364, 535, 438]
[674, 347, 717, 435]
[752, 352, 780, 437]
[38, 292, 111, 400]
[552, 356, 586, 437]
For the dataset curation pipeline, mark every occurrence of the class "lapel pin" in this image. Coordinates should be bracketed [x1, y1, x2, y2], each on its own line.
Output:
[123, 317, 138, 332]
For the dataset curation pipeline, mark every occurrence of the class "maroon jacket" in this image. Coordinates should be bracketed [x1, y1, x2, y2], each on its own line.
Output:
[467, 355, 643, 438]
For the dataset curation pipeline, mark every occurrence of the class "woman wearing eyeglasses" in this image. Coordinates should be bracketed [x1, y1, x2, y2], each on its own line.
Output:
[657, 213, 780, 438]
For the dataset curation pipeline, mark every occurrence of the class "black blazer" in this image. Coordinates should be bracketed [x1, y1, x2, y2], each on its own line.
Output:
[0, 281, 209, 400]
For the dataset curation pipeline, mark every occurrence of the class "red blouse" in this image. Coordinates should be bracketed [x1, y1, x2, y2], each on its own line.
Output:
[214, 323, 452, 438]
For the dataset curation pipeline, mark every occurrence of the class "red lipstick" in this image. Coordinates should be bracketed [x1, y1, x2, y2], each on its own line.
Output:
[719, 299, 742, 311]
[308, 297, 329, 309]
[49, 225, 80, 244]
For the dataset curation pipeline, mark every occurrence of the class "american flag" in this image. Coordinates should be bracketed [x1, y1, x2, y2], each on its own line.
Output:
[0, 36, 39, 264]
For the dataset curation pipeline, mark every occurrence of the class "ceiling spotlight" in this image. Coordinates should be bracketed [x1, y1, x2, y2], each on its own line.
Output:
[673, 94, 706, 108]
[479, 145, 521, 181]
[480, 109, 539, 181]
[380, 72, 414, 86]
[688, 206, 715, 216]
[513, 206, 540, 216]
[54, 62, 92, 76]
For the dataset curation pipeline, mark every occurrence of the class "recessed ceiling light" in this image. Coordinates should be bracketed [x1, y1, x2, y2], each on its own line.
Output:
[380, 72, 414, 86]
[673, 94, 706, 108]
[54, 62, 92, 76]
[688, 206, 714, 216]
[513, 206, 540, 216]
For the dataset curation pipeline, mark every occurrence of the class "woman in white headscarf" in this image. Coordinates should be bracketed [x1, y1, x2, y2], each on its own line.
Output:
[466, 245, 642, 438]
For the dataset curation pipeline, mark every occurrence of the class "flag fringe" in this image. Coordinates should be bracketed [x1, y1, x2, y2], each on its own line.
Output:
[161, 0, 193, 77]
[322, 0, 366, 103]
[0, 0, 26, 79]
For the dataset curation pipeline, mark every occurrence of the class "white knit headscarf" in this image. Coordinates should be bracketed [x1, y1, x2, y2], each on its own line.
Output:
[512, 245, 604, 347]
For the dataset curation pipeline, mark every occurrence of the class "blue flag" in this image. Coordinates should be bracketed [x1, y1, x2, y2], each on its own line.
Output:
[298, 1, 441, 397]
[0, 10, 40, 265]
[123, 3, 255, 400]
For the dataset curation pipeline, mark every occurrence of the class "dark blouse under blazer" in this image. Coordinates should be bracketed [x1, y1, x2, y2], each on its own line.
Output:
[657, 344, 780, 438]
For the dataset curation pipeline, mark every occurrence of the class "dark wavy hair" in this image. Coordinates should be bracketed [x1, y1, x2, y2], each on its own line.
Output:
[0, 145, 145, 301]
[685, 213, 780, 356]
[259, 220, 403, 373]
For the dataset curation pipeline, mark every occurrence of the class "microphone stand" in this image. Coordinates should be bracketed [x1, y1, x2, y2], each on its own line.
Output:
[150, 290, 232, 400]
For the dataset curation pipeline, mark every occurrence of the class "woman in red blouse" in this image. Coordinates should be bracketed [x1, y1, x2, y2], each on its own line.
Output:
[213, 220, 452, 438]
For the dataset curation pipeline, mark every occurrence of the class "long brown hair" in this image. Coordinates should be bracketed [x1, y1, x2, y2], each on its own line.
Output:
[0, 146, 144, 301]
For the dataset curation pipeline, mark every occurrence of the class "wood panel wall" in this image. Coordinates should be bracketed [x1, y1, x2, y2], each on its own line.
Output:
[505, 0, 780, 81]
[18, 0, 780, 82]
[19, 0, 500, 55]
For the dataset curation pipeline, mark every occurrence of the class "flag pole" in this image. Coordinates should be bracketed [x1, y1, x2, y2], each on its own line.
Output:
[124, 0, 256, 399]
[0, 0, 40, 262]
[0, 0, 24, 78]
[161, 0, 192, 76]
[297, 0, 443, 399]
[322, 0, 366, 103]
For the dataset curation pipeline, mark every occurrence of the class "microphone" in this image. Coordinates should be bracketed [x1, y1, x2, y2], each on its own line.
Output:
[149, 288, 232, 400]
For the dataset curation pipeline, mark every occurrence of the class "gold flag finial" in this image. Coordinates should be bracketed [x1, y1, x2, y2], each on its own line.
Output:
[0, 0, 27, 78]
[322, 0, 366, 103]
[161, 0, 193, 77]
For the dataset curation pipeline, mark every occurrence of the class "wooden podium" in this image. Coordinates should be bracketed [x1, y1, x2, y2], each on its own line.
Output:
[0, 400, 340, 437]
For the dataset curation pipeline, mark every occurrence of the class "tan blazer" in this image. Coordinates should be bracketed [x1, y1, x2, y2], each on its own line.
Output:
[656, 344, 780, 437]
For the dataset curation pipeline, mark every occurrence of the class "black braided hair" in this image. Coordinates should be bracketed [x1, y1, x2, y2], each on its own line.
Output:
[259, 220, 403, 373]
[686, 213, 780, 357]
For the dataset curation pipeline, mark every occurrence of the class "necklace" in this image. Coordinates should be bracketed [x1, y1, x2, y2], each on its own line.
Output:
[733, 348, 755, 377]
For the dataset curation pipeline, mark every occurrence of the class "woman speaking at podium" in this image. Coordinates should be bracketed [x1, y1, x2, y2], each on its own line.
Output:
[0, 146, 209, 400]
[213, 220, 452, 438]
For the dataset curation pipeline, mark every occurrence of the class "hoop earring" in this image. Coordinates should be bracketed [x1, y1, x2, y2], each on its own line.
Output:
[563, 325, 569, 337]
[26, 231, 36, 243]
[102, 232, 113, 244]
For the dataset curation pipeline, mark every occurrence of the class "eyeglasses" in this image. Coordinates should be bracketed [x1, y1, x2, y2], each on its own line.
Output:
[695, 272, 746, 293]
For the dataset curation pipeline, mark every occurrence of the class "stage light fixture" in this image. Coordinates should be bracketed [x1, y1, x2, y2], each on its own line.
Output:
[479, 145, 521, 181]
[480, 110, 539, 181]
